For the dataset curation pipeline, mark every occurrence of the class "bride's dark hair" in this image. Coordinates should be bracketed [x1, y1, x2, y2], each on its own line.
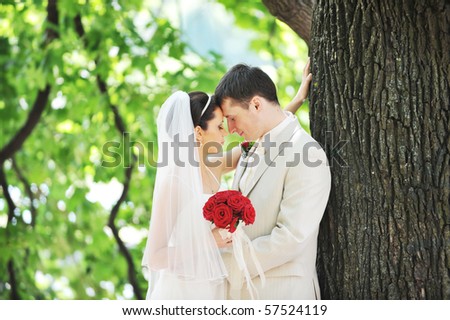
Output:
[189, 91, 220, 130]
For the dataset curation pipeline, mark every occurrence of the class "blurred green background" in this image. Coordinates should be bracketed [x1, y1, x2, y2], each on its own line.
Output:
[0, 0, 309, 299]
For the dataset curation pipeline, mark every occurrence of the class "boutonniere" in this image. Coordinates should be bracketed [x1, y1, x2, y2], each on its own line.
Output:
[240, 141, 255, 157]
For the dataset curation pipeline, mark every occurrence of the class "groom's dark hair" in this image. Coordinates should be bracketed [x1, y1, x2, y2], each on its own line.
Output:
[214, 64, 279, 108]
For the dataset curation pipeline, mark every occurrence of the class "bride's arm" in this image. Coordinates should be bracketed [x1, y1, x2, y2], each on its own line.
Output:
[285, 58, 312, 114]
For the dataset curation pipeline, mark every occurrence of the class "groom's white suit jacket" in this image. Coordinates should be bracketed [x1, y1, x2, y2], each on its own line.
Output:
[223, 115, 331, 299]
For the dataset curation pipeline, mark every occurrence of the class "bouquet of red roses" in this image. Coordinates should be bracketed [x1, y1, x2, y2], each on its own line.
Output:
[203, 190, 255, 233]
[203, 190, 264, 299]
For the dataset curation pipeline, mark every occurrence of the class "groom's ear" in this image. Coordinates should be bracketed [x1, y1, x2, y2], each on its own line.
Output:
[251, 96, 261, 110]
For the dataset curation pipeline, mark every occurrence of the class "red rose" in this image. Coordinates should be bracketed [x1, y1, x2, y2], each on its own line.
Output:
[213, 204, 233, 228]
[203, 190, 256, 233]
[213, 191, 229, 204]
[242, 203, 256, 225]
[203, 198, 216, 221]
[242, 196, 251, 205]
[228, 194, 245, 212]
[229, 216, 239, 233]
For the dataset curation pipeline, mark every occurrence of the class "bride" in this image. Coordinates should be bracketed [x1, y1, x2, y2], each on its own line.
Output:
[142, 61, 312, 300]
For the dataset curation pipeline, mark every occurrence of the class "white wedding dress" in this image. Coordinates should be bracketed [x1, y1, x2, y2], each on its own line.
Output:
[142, 91, 228, 300]
[148, 191, 227, 300]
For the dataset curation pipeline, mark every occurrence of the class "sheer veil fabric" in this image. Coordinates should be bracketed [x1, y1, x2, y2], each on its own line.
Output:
[142, 91, 228, 299]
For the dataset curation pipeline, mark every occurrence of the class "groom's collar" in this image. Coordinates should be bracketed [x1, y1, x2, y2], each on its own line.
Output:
[238, 117, 301, 196]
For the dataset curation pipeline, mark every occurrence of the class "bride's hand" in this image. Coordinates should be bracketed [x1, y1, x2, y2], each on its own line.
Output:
[212, 227, 233, 248]
[285, 58, 313, 114]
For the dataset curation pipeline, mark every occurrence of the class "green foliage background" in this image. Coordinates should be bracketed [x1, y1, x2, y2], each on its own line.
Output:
[0, 0, 308, 299]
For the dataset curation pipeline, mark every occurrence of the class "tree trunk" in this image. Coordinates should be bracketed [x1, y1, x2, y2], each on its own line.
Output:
[310, 0, 450, 299]
[262, 0, 316, 45]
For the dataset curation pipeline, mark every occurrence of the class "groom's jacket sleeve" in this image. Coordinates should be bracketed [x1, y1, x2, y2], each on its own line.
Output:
[245, 146, 331, 277]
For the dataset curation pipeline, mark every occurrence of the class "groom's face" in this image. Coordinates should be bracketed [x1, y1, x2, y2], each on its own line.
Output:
[221, 98, 260, 141]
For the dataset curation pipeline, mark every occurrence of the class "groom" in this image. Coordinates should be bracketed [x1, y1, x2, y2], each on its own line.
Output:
[215, 64, 331, 299]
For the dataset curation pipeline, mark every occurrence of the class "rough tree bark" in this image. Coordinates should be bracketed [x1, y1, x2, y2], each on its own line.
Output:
[308, 0, 450, 299]
[262, 0, 316, 45]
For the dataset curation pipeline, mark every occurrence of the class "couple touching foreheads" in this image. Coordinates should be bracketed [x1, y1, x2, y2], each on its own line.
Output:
[142, 60, 331, 300]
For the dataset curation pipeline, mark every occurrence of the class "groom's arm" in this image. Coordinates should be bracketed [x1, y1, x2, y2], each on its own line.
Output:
[245, 146, 331, 276]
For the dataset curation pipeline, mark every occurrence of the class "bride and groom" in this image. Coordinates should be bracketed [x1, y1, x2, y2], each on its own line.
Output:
[142, 60, 331, 300]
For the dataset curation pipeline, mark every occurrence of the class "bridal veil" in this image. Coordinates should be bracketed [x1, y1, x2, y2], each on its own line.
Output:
[142, 91, 227, 299]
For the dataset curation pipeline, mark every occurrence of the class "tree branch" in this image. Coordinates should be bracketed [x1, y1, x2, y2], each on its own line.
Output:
[107, 165, 142, 300]
[99, 79, 142, 299]
[262, 0, 315, 46]
[11, 158, 37, 227]
[100, 85, 142, 299]
[45, 0, 59, 43]
[74, 14, 143, 299]
[0, 164, 20, 299]
[0, 164, 16, 223]
[7, 259, 19, 299]
[0, 85, 51, 164]
[99, 72, 140, 297]
[0, 0, 59, 164]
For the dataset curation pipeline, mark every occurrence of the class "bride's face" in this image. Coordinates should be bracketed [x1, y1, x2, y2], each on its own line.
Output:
[196, 108, 227, 153]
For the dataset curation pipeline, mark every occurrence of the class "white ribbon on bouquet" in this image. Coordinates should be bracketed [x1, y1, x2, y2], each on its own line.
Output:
[220, 223, 266, 299]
